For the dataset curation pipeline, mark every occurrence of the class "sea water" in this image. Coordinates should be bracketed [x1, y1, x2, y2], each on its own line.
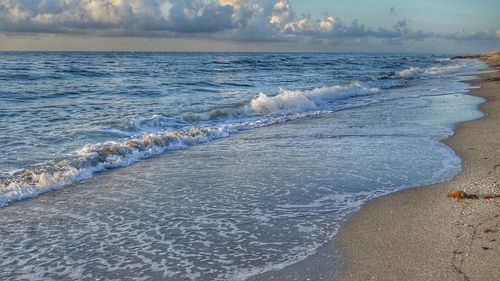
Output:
[0, 53, 486, 280]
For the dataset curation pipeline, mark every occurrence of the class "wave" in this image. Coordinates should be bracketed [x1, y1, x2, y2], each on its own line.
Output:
[250, 82, 380, 114]
[183, 107, 247, 122]
[183, 82, 381, 122]
[0, 128, 229, 207]
[395, 62, 467, 79]
[109, 115, 190, 133]
[0, 111, 324, 207]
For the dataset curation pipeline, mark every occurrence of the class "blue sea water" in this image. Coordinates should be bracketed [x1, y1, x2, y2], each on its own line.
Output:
[0, 52, 486, 280]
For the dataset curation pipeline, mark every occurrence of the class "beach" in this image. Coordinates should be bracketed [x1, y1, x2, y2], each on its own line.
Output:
[337, 58, 500, 280]
[1, 1, 499, 280]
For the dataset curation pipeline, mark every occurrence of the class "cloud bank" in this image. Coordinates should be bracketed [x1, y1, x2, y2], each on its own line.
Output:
[0, 0, 498, 45]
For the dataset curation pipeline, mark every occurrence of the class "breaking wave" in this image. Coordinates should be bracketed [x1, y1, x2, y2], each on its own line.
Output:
[183, 82, 381, 122]
[0, 128, 229, 207]
[395, 62, 468, 79]
[0, 109, 330, 207]
[250, 82, 380, 114]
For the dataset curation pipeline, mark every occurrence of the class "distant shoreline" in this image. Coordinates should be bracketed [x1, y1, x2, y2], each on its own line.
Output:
[336, 55, 500, 280]
[0, 50, 475, 54]
[452, 51, 500, 62]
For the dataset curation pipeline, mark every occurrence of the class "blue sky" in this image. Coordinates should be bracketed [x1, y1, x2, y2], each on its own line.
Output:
[0, 0, 498, 52]
[292, 0, 500, 33]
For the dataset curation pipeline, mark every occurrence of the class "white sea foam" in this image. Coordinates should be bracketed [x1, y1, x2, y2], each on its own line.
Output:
[250, 82, 380, 114]
[395, 60, 479, 79]
[181, 82, 380, 121]
[220, 190, 388, 281]
[0, 112, 329, 207]
[0, 127, 230, 207]
[397, 65, 457, 78]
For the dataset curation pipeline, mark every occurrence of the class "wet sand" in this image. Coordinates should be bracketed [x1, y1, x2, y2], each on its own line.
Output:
[337, 60, 500, 280]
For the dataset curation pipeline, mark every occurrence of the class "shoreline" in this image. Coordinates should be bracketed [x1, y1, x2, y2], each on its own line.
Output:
[337, 61, 500, 280]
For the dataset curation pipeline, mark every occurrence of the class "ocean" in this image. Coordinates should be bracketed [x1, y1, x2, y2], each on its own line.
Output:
[0, 52, 486, 280]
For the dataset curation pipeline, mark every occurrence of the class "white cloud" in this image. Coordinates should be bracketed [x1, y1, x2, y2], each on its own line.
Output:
[219, 0, 240, 6]
[269, 0, 294, 25]
[0, 0, 498, 45]
[284, 17, 309, 32]
[318, 16, 336, 32]
[80, 0, 125, 24]
[0, 0, 31, 22]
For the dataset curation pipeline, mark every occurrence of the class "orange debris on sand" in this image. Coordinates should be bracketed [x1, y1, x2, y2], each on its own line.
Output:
[447, 191, 468, 200]
[447, 190, 500, 200]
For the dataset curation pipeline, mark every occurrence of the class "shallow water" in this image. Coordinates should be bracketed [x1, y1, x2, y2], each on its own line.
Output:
[0, 90, 484, 280]
[0, 53, 486, 280]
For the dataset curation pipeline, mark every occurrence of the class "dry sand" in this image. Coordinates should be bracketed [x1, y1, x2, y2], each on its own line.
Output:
[337, 59, 500, 281]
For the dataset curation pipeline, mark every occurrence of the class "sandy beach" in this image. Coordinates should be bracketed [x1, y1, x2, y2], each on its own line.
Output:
[337, 57, 500, 280]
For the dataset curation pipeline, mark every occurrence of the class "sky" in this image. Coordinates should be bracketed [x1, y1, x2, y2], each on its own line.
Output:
[0, 0, 498, 52]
